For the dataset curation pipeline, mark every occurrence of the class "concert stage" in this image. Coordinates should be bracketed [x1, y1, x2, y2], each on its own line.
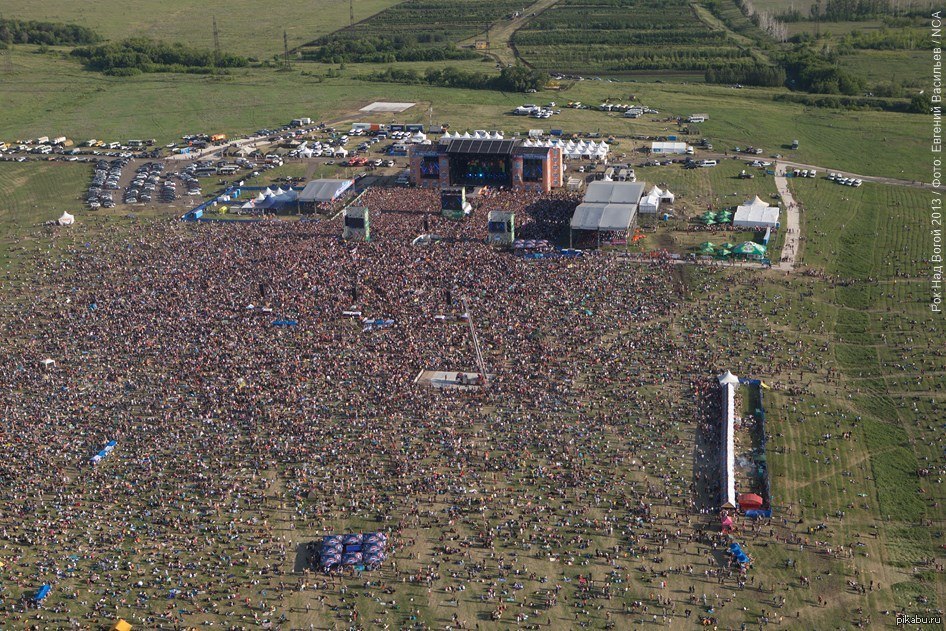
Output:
[410, 138, 563, 193]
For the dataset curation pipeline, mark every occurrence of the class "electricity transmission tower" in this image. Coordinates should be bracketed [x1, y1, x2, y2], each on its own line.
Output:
[283, 31, 291, 69]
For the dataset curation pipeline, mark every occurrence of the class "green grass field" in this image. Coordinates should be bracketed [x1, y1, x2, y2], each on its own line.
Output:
[0, 0, 404, 57]
[789, 178, 929, 277]
[837, 49, 928, 89]
[0, 50, 930, 183]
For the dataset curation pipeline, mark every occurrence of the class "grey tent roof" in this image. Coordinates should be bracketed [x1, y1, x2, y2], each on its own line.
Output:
[298, 179, 353, 203]
[570, 181, 644, 231]
[582, 181, 645, 204]
[570, 202, 637, 231]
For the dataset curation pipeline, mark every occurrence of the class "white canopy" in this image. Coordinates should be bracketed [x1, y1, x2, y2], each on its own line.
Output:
[57, 212, 75, 226]
[639, 185, 671, 214]
[734, 195, 780, 229]
[718, 370, 740, 385]
[718, 370, 738, 509]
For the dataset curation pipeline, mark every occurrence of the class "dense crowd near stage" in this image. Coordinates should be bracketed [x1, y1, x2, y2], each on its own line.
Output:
[0, 186, 910, 630]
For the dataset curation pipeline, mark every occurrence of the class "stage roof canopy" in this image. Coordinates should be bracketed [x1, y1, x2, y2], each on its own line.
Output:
[445, 138, 516, 155]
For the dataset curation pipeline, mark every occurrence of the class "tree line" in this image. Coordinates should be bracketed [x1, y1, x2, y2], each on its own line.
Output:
[362, 65, 544, 92]
[302, 35, 478, 64]
[0, 18, 101, 46]
[71, 38, 248, 75]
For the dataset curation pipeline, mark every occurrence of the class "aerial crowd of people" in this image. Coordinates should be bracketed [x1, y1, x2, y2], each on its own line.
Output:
[0, 185, 933, 630]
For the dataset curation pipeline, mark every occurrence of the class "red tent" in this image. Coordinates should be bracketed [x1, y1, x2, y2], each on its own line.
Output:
[738, 493, 763, 510]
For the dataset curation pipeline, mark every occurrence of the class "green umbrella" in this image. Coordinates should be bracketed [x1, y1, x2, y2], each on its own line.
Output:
[733, 241, 766, 255]
[699, 242, 716, 254]
[721, 242, 735, 250]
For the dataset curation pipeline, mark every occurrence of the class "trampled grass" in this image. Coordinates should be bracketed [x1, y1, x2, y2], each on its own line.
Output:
[790, 179, 931, 277]
[0, 161, 89, 266]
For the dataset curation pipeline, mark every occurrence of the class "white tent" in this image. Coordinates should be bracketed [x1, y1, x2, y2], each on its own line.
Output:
[639, 186, 672, 214]
[718, 370, 739, 509]
[651, 141, 688, 154]
[57, 212, 75, 226]
[410, 132, 427, 143]
[734, 195, 780, 229]
[41, 358, 56, 369]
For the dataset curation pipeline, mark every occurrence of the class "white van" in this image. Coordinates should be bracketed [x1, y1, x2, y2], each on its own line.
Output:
[698, 160, 717, 167]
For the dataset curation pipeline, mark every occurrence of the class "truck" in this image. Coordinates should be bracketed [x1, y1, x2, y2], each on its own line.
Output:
[211, 133, 228, 143]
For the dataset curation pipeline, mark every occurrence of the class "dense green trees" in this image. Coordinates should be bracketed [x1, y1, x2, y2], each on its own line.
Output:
[0, 18, 101, 46]
[302, 35, 478, 63]
[72, 38, 248, 74]
[704, 64, 787, 87]
[363, 64, 544, 92]
[780, 48, 865, 95]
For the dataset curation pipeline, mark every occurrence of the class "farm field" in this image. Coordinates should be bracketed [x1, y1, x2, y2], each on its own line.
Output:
[512, 0, 758, 75]
[296, 0, 524, 62]
[0, 0, 405, 57]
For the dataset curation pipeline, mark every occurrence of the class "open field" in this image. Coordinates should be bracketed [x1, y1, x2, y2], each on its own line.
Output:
[0, 0, 404, 57]
[789, 177, 930, 278]
[0, 51, 930, 183]
[837, 49, 928, 89]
